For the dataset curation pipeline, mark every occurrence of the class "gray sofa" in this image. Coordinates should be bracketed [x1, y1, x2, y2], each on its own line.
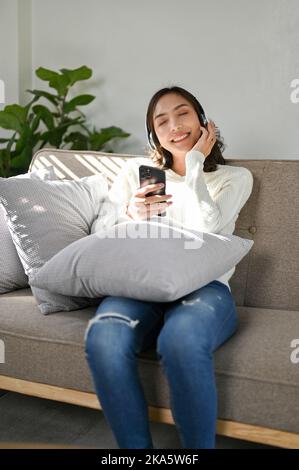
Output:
[0, 148, 298, 448]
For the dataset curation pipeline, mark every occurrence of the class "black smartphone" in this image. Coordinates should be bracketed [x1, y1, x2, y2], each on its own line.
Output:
[139, 165, 166, 217]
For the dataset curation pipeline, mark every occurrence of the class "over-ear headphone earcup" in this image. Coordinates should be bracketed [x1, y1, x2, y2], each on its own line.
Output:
[149, 132, 156, 150]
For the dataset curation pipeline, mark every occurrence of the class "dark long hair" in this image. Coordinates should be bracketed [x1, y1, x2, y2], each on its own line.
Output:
[145, 86, 226, 172]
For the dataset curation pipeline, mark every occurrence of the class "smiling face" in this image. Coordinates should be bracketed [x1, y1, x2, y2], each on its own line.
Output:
[153, 93, 203, 158]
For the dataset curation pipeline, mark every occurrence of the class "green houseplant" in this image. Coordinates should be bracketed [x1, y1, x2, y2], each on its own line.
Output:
[0, 65, 130, 177]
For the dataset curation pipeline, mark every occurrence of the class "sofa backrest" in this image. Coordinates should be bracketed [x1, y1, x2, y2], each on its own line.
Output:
[29, 148, 299, 311]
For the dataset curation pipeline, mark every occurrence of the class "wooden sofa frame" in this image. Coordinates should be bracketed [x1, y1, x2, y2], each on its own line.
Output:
[1, 375, 298, 448]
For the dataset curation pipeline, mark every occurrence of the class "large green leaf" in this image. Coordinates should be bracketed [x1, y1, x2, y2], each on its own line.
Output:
[35, 67, 60, 81]
[10, 145, 33, 170]
[39, 115, 84, 147]
[33, 105, 54, 130]
[40, 127, 66, 147]
[31, 113, 41, 133]
[4, 104, 28, 123]
[63, 94, 95, 113]
[49, 75, 70, 96]
[32, 131, 42, 148]
[90, 126, 130, 150]
[24, 93, 41, 111]
[60, 66, 92, 86]
[64, 131, 89, 150]
[0, 110, 23, 133]
[0, 148, 11, 177]
[27, 89, 59, 106]
[36, 67, 70, 96]
[7, 133, 17, 153]
[14, 126, 32, 155]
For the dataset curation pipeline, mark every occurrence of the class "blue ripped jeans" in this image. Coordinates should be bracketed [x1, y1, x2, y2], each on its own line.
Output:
[84, 280, 238, 449]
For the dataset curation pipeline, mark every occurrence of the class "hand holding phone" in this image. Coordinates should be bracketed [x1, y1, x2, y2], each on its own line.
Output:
[125, 165, 173, 220]
[139, 165, 167, 217]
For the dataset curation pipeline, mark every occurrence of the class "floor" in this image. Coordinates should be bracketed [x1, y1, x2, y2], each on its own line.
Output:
[0, 390, 277, 449]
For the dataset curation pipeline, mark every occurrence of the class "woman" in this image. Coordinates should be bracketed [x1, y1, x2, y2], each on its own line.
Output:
[85, 86, 253, 449]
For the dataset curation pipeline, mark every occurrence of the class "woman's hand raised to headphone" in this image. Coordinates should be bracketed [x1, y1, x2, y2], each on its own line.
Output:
[191, 121, 217, 158]
[125, 183, 173, 220]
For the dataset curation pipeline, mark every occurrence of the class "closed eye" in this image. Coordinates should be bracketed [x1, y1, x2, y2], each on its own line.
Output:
[158, 112, 188, 126]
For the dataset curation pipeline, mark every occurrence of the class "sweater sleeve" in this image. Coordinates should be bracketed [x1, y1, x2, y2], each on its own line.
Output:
[183, 149, 253, 233]
[90, 163, 134, 234]
[106, 162, 135, 224]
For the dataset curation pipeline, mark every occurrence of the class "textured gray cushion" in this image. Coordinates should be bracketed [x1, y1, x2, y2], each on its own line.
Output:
[30, 218, 254, 302]
[0, 167, 57, 294]
[0, 173, 108, 314]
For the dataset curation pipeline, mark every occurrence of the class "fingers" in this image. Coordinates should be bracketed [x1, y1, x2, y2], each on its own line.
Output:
[199, 125, 215, 147]
[200, 126, 208, 139]
[200, 122, 215, 140]
[145, 201, 172, 218]
[206, 121, 216, 144]
[135, 182, 165, 197]
[143, 194, 172, 204]
[132, 195, 172, 206]
[133, 201, 171, 220]
[148, 201, 172, 211]
[191, 119, 217, 156]
[141, 200, 172, 212]
[127, 196, 172, 221]
[208, 120, 216, 133]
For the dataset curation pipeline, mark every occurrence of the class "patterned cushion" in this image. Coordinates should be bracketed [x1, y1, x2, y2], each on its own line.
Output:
[0, 167, 57, 294]
[0, 173, 108, 314]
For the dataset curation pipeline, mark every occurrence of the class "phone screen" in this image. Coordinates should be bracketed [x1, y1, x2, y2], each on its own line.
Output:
[139, 165, 166, 216]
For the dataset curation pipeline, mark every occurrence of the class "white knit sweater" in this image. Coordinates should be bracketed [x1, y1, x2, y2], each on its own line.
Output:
[106, 150, 254, 291]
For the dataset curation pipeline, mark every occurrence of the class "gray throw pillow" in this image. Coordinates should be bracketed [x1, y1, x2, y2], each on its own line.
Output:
[0, 167, 57, 294]
[29, 218, 254, 303]
[0, 173, 108, 314]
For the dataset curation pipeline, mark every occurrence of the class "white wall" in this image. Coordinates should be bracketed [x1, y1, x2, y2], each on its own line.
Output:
[0, 0, 19, 137]
[0, 0, 32, 139]
[18, 0, 32, 106]
[2, 0, 299, 158]
[0, 0, 18, 103]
